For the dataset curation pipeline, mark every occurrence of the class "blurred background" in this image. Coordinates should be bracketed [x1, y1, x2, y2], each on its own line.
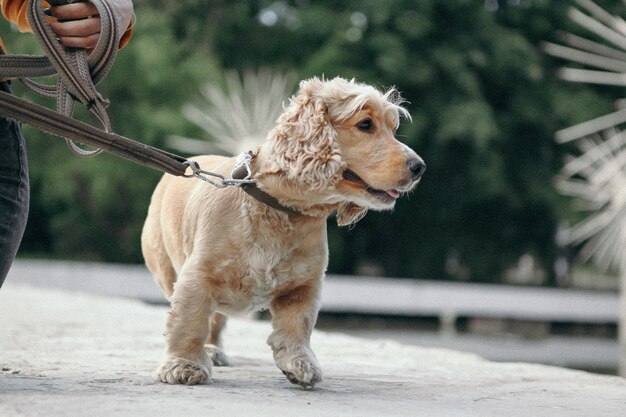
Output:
[1, 0, 624, 375]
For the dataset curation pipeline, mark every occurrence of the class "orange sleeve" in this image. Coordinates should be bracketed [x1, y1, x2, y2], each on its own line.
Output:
[118, 17, 133, 48]
[0, 0, 133, 48]
[1, 0, 32, 32]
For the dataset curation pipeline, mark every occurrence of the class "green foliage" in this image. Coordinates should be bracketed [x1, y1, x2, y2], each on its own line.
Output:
[4, 0, 622, 282]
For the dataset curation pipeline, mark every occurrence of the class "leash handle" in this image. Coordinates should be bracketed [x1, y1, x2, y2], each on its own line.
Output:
[26, 0, 119, 156]
[0, 1, 244, 183]
[0, 0, 189, 177]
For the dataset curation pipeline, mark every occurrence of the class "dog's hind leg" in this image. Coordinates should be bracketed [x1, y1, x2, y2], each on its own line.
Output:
[206, 312, 231, 366]
[147, 251, 177, 299]
[141, 185, 178, 299]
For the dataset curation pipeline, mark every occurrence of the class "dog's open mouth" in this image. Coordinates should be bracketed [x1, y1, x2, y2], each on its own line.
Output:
[342, 169, 400, 202]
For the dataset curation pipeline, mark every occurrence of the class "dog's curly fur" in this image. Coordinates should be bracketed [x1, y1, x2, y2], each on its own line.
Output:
[141, 76, 425, 388]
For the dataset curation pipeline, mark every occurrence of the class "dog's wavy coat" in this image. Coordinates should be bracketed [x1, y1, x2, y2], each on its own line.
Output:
[141, 77, 425, 388]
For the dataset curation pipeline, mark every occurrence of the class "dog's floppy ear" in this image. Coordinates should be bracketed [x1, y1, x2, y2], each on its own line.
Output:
[336, 202, 367, 227]
[268, 78, 345, 189]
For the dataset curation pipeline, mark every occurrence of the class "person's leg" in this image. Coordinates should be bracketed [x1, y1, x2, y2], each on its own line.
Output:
[0, 80, 30, 288]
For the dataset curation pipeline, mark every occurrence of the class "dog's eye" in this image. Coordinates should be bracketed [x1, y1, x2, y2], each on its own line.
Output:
[356, 119, 374, 132]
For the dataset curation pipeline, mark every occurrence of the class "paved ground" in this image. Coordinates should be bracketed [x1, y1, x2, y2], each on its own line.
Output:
[1, 282, 625, 416]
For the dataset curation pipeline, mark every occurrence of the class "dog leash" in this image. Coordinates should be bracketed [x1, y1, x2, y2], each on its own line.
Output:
[0, 1, 248, 181]
[0, 0, 119, 157]
[0, 87, 264, 188]
[0, 0, 175, 169]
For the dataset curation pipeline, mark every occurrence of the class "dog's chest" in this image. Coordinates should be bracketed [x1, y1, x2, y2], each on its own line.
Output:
[219, 216, 327, 314]
[247, 237, 315, 311]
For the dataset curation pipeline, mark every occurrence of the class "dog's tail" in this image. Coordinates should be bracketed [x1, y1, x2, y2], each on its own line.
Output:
[167, 69, 296, 156]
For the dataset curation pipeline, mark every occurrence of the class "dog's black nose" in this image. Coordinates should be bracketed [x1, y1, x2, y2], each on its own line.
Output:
[408, 158, 426, 180]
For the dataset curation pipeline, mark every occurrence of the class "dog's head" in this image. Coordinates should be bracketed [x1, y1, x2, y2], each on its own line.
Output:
[259, 76, 425, 226]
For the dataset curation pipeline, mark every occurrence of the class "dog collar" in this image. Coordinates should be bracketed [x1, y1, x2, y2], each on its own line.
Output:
[231, 153, 301, 216]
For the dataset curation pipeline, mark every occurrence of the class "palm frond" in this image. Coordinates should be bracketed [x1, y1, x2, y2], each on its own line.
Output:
[167, 68, 297, 156]
[546, 0, 626, 274]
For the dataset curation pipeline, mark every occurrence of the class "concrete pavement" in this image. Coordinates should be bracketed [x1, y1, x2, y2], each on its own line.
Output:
[1, 282, 625, 417]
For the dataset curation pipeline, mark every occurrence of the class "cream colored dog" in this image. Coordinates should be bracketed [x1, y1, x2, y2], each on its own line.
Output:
[141, 76, 425, 388]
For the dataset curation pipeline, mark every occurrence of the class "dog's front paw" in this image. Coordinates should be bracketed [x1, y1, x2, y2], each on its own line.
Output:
[278, 356, 323, 389]
[155, 357, 211, 385]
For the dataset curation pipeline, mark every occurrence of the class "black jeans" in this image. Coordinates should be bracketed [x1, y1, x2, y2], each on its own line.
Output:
[0, 80, 29, 288]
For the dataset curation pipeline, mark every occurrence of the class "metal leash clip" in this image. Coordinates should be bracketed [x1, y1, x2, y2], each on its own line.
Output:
[183, 151, 257, 188]
[230, 150, 255, 181]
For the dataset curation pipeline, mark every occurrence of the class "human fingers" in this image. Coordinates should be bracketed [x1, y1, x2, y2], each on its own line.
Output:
[49, 3, 100, 22]
[56, 33, 100, 50]
[49, 18, 101, 49]
[46, 0, 134, 48]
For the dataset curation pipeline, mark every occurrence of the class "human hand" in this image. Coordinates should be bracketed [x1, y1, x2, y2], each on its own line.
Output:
[46, 0, 133, 50]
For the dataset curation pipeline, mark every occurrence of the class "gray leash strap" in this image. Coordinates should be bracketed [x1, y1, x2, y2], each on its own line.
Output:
[0, 0, 118, 156]
[0, 89, 190, 176]
[0, 0, 187, 174]
[0, 90, 259, 186]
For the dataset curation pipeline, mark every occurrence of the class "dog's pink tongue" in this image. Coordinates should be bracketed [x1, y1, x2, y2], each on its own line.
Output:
[385, 189, 400, 199]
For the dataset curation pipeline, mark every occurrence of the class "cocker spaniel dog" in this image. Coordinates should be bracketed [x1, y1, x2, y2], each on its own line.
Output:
[141, 76, 425, 388]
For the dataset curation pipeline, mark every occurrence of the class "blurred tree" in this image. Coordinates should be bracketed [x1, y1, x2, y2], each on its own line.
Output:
[2, 0, 621, 283]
